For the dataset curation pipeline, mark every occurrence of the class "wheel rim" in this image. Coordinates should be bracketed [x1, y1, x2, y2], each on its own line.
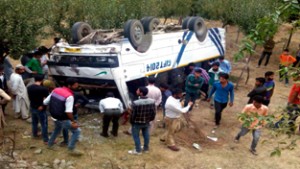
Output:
[134, 25, 143, 42]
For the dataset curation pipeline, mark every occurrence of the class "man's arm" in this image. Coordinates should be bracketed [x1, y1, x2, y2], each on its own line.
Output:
[43, 93, 52, 105]
[229, 84, 234, 105]
[99, 100, 104, 113]
[208, 83, 217, 99]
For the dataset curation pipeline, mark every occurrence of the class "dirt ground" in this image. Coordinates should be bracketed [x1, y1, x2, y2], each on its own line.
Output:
[1, 21, 300, 169]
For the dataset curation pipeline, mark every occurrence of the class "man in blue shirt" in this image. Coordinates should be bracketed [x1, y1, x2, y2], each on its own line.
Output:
[207, 73, 234, 128]
[216, 56, 231, 74]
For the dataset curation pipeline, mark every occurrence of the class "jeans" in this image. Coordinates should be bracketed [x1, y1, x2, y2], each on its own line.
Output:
[236, 127, 261, 151]
[279, 65, 289, 84]
[184, 92, 198, 111]
[31, 108, 48, 142]
[102, 114, 120, 136]
[131, 123, 150, 152]
[258, 51, 272, 66]
[48, 119, 81, 150]
[214, 101, 228, 125]
[62, 114, 78, 144]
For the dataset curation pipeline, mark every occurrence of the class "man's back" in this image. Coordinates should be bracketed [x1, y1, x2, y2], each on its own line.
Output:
[146, 85, 161, 107]
[131, 97, 156, 124]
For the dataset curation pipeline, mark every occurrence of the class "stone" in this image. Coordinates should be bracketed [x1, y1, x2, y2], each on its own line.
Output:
[43, 162, 50, 167]
[32, 161, 38, 166]
[34, 149, 43, 154]
[59, 159, 66, 168]
[67, 166, 76, 169]
[66, 161, 74, 166]
[53, 159, 60, 165]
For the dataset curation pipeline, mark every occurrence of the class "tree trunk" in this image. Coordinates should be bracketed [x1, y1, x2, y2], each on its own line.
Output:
[178, 16, 183, 25]
[235, 44, 257, 89]
[163, 17, 168, 24]
[285, 27, 294, 50]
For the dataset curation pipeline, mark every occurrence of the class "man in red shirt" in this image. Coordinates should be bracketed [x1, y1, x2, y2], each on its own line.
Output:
[279, 49, 296, 86]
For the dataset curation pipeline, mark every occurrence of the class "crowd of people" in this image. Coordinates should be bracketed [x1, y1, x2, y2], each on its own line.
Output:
[1, 38, 300, 158]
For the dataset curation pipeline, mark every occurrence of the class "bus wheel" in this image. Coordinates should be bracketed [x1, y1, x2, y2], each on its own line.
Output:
[124, 19, 144, 49]
[188, 17, 208, 42]
[181, 17, 191, 29]
[140, 17, 160, 33]
[71, 22, 93, 44]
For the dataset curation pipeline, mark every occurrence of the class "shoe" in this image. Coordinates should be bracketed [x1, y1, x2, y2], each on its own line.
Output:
[160, 139, 166, 142]
[167, 145, 180, 151]
[285, 84, 289, 87]
[143, 149, 149, 153]
[45, 140, 58, 145]
[110, 131, 118, 137]
[59, 141, 68, 147]
[128, 149, 142, 155]
[213, 125, 219, 129]
[123, 130, 131, 136]
[234, 138, 239, 143]
[249, 149, 258, 156]
[68, 149, 83, 156]
[47, 146, 59, 151]
[23, 117, 32, 123]
[256, 66, 260, 68]
[100, 133, 109, 138]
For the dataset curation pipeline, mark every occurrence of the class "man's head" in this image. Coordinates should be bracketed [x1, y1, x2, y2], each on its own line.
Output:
[265, 71, 274, 81]
[15, 64, 25, 74]
[33, 49, 43, 59]
[219, 72, 229, 83]
[159, 83, 169, 92]
[194, 68, 202, 78]
[38, 46, 49, 55]
[65, 78, 79, 90]
[171, 88, 183, 100]
[212, 62, 220, 72]
[219, 56, 225, 62]
[136, 86, 148, 97]
[255, 77, 265, 87]
[252, 95, 264, 109]
[187, 62, 195, 70]
[106, 92, 115, 98]
[54, 37, 61, 44]
[147, 77, 156, 85]
[43, 80, 56, 90]
[33, 74, 44, 82]
[283, 49, 289, 55]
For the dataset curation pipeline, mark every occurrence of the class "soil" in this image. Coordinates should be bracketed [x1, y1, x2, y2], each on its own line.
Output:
[1, 20, 300, 169]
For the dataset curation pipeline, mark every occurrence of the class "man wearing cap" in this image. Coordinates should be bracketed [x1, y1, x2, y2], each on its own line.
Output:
[184, 68, 204, 112]
[10, 64, 30, 121]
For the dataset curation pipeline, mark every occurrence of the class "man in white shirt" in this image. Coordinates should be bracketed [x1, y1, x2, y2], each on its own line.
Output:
[160, 88, 193, 151]
[146, 77, 162, 133]
[10, 64, 30, 120]
[99, 92, 124, 137]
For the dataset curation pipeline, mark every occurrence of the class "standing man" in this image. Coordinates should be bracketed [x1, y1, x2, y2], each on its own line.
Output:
[184, 68, 204, 111]
[99, 92, 123, 137]
[44, 78, 83, 156]
[216, 56, 231, 74]
[264, 71, 275, 106]
[234, 96, 268, 155]
[279, 49, 296, 86]
[257, 37, 275, 68]
[247, 77, 267, 104]
[207, 73, 234, 128]
[146, 77, 161, 132]
[208, 62, 223, 108]
[128, 87, 156, 155]
[25, 49, 43, 75]
[0, 65, 9, 115]
[10, 64, 30, 121]
[160, 88, 193, 151]
[27, 74, 49, 144]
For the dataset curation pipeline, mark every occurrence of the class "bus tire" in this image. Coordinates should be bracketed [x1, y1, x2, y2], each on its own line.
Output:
[188, 17, 208, 42]
[71, 22, 93, 44]
[124, 19, 144, 48]
[182, 17, 191, 29]
[141, 17, 160, 33]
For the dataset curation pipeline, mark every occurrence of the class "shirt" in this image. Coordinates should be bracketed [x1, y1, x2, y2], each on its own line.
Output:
[185, 74, 204, 93]
[288, 84, 300, 105]
[264, 80, 275, 100]
[43, 92, 74, 113]
[165, 96, 190, 118]
[209, 81, 234, 103]
[146, 85, 162, 107]
[242, 104, 268, 129]
[26, 58, 43, 74]
[99, 97, 124, 113]
[279, 54, 296, 66]
[216, 59, 231, 74]
[27, 84, 49, 109]
[131, 97, 156, 124]
[208, 68, 224, 85]
[247, 86, 267, 104]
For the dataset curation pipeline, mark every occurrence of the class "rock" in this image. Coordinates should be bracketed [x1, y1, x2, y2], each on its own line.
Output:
[53, 158, 60, 165]
[43, 162, 50, 167]
[34, 149, 42, 154]
[59, 159, 66, 168]
[32, 161, 38, 166]
[66, 161, 74, 166]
